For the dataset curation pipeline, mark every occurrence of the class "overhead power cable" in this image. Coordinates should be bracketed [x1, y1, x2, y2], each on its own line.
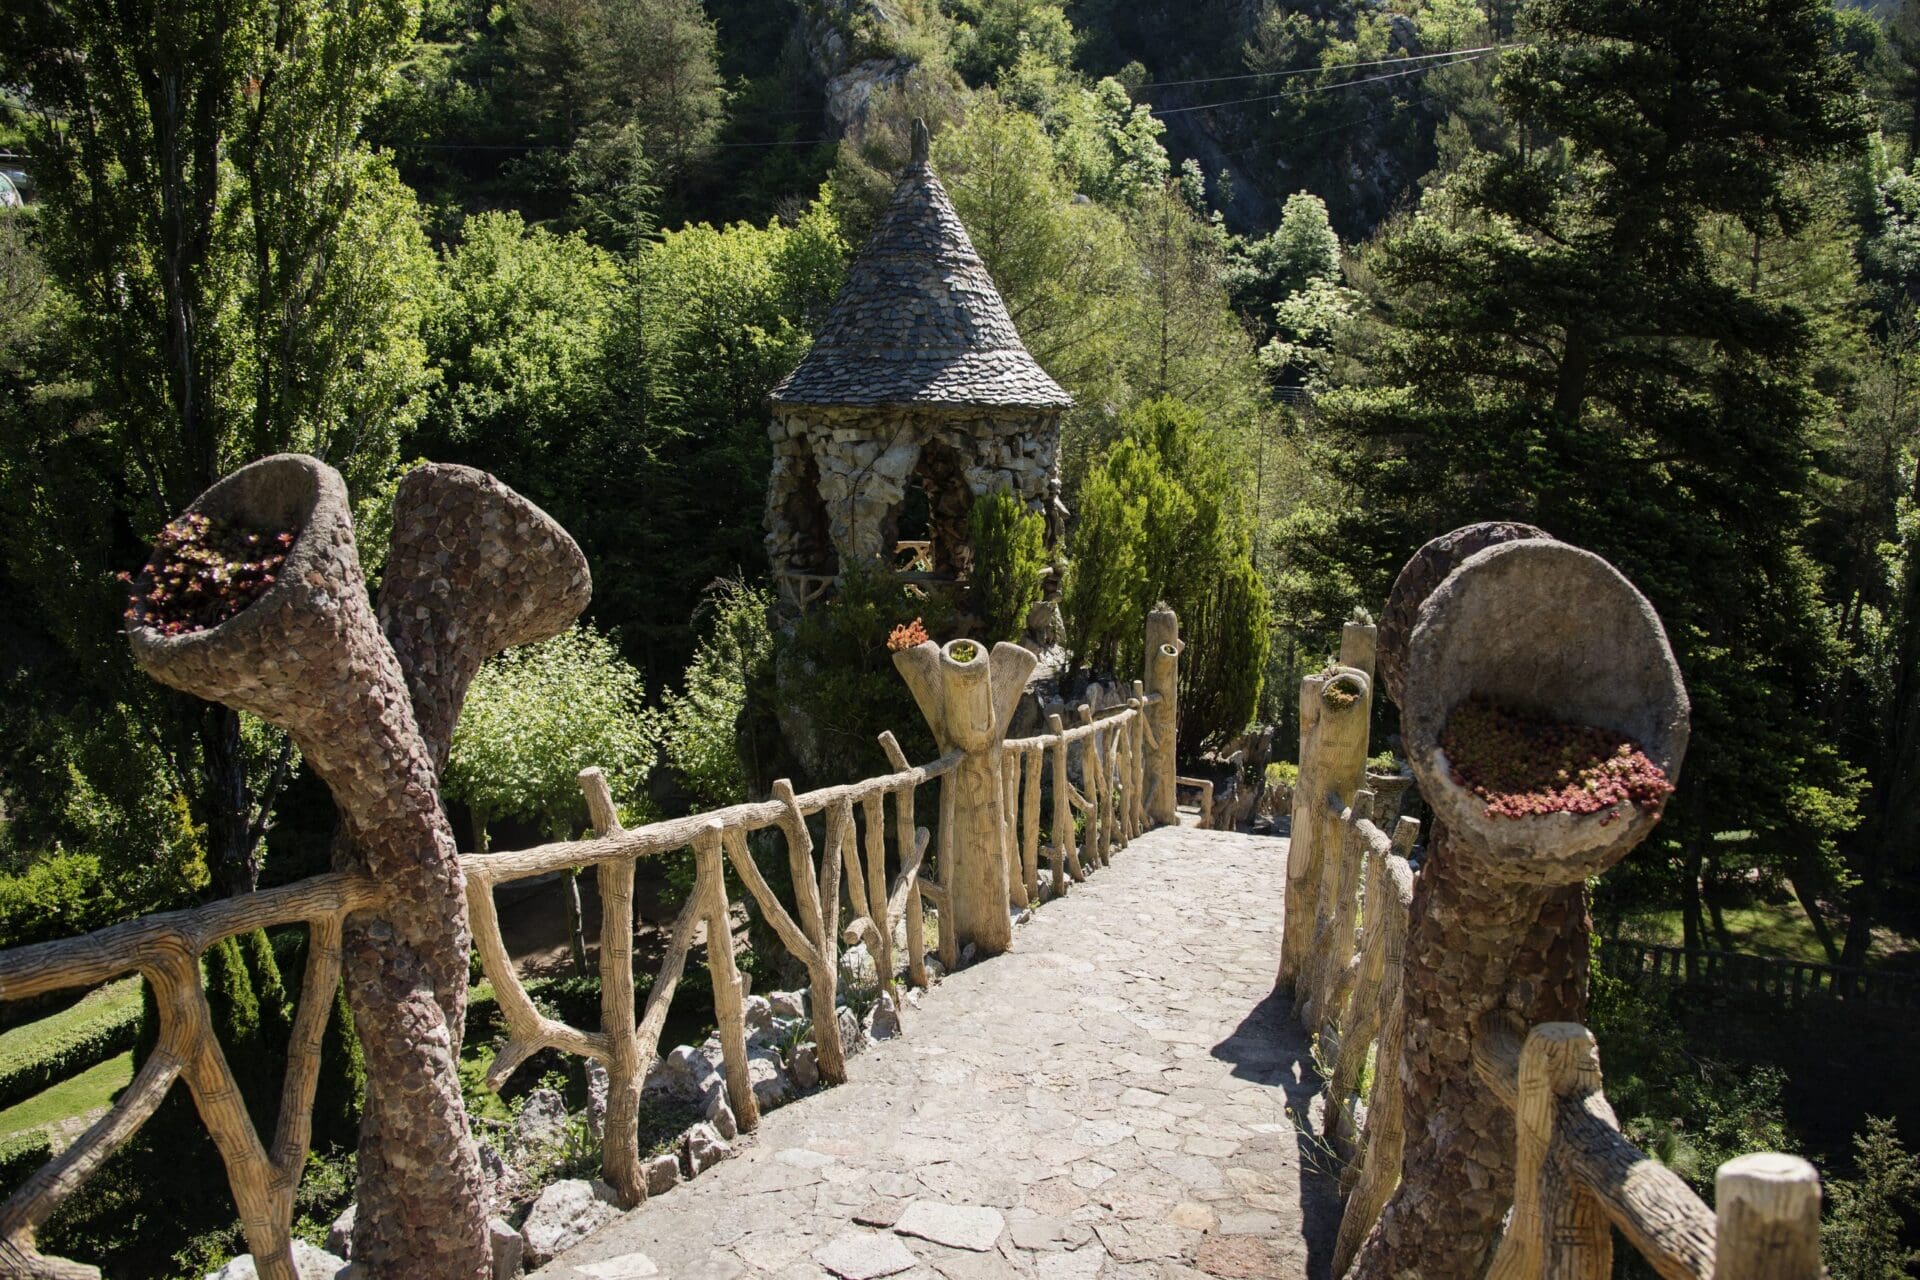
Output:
[1150, 49, 1502, 118]
[1133, 44, 1516, 92]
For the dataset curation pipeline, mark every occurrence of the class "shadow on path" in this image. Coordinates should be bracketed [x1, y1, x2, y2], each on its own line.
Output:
[1214, 986, 1344, 1280]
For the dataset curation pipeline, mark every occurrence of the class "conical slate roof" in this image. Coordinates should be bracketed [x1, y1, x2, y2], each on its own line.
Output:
[770, 124, 1073, 411]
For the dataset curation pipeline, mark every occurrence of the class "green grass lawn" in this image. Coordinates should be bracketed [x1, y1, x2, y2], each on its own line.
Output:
[0, 978, 142, 1068]
[1615, 897, 1907, 965]
[0, 1050, 135, 1140]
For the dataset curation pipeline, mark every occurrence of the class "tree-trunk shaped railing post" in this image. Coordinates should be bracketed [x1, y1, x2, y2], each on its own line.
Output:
[1350, 527, 1690, 1280]
[1713, 1153, 1824, 1279]
[722, 785, 850, 1084]
[577, 767, 646, 1204]
[1483, 1024, 1614, 1280]
[125, 455, 590, 1279]
[1143, 607, 1182, 826]
[1047, 712, 1085, 894]
[1129, 681, 1150, 838]
[893, 640, 1038, 960]
[1076, 705, 1108, 870]
[692, 823, 761, 1134]
[878, 731, 935, 991]
[1279, 623, 1375, 997]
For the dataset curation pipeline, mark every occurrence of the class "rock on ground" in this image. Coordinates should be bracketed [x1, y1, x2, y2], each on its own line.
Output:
[864, 992, 901, 1041]
[892, 1201, 1005, 1252]
[521, 1178, 624, 1268]
[811, 1231, 918, 1279]
[508, 1087, 569, 1161]
[205, 1242, 347, 1280]
[748, 1047, 791, 1109]
[325, 1204, 354, 1258]
[644, 1152, 680, 1196]
[680, 1122, 730, 1177]
[487, 1216, 524, 1280]
[790, 1041, 820, 1091]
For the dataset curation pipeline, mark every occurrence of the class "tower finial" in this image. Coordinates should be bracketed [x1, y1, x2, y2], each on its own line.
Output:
[910, 118, 930, 168]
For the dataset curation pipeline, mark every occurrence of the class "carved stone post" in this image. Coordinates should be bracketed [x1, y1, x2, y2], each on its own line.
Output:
[128, 456, 589, 1280]
[894, 639, 1037, 958]
[1143, 607, 1181, 826]
[1352, 527, 1689, 1280]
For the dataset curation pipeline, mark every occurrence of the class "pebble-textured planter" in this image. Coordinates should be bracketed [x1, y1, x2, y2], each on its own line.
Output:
[127, 455, 590, 1279]
[1350, 527, 1688, 1280]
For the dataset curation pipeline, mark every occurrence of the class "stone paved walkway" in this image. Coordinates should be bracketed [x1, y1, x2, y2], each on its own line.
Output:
[535, 825, 1341, 1280]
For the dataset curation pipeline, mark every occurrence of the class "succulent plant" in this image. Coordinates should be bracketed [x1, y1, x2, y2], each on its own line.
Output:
[1440, 696, 1674, 824]
[887, 617, 930, 653]
[121, 512, 299, 638]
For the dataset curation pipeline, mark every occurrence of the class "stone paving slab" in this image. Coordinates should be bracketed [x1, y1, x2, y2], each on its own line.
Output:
[534, 825, 1341, 1280]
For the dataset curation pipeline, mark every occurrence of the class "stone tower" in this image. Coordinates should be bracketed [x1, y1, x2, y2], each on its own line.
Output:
[766, 120, 1072, 604]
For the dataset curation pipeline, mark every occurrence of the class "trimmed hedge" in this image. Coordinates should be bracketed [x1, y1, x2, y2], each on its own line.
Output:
[0, 1130, 53, 1199]
[0, 980, 142, 1111]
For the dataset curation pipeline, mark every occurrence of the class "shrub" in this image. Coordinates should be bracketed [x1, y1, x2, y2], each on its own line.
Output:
[1062, 397, 1271, 755]
[656, 581, 776, 808]
[0, 980, 142, 1110]
[1180, 557, 1271, 755]
[1824, 1116, 1920, 1280]
[0, 853, 125, 950]
[967, 488, 1047, 643]
[1586, 961, 1794, 1195]
[445, 623, 658, 848]
[0, 1130, 53, 1200]
[774, 566, 958, 787]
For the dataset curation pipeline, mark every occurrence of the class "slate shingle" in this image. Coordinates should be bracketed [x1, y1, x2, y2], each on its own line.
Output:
[770, 146, 1073, 412]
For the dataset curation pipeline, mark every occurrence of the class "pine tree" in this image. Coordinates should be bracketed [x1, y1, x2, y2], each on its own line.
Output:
[1294, 0, 1871, 894]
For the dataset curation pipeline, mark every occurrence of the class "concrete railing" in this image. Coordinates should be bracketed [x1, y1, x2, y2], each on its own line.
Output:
[0, 448, 1182, 1280]
[1285, 525, 1826, 1280]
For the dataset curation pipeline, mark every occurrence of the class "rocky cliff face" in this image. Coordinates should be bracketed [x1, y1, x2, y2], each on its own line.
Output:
[798, 0, 915, 134]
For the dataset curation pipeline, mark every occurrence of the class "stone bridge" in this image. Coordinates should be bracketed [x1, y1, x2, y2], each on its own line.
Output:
[533, 823, 1339, 1280]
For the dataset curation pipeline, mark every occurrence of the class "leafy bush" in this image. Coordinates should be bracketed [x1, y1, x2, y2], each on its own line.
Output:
[0, 853, 126, 950]
[0, 980, 142, 1110]
[1587, 962, 1794, 1196]
[774, 566, 958, 787]
[1266, 761, 1298, 789]
[445, 624, 659, 847]
[1179, 555, 1271, 756]
[657, 581, 776, 808]
[966, 487, 1047, 643]
[0, 1130, 53, 1200]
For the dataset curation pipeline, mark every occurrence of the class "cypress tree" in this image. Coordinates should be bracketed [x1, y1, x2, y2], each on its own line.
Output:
[203, 936, 272, 1131]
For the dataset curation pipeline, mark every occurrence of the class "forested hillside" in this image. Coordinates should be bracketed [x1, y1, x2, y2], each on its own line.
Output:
[4, 0, 1920, 1273]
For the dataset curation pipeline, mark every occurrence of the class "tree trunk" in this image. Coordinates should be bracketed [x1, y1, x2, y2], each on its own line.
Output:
[566, 870, 590, 978]
[201, 704, 261, 895]
[1703, 849, 1729, 946]
[1787, 859, 1842, 964]
[1681, 845, 1704, 981]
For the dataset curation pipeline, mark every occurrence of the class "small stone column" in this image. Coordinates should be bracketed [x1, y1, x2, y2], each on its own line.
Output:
[1351, 529, 1689, 1280]
[1143, 607, 1181, 825]
[894, 639, 1038, 958]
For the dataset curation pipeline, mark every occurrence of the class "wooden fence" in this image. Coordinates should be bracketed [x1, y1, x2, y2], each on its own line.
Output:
[1603, 938, 1920, 1014]
[0, 623, 1176, 1280]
